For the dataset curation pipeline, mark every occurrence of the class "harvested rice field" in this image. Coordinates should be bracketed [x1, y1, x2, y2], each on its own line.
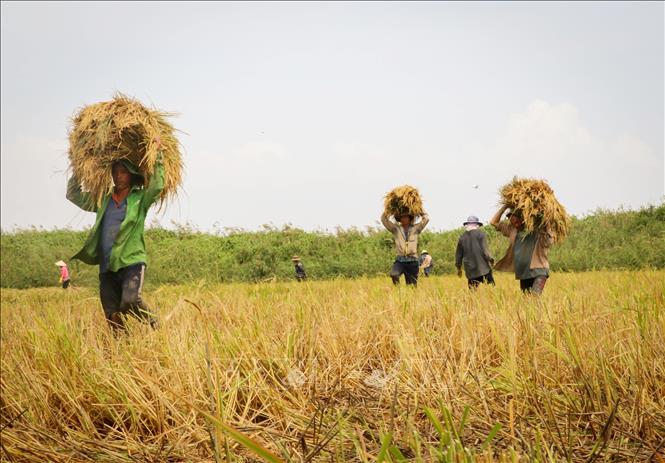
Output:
[1, 270, 664, 462]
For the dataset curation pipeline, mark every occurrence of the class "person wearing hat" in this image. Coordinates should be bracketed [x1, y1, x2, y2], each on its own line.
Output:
[381, 210, 430, 286]
[418, 250, 433, 277]
[55, 260, 71, 289]
[66, 137, 163, 332]
[455, 216, 495, 289]
[489, 205, 553, 294]
[291, 255, 306, 282]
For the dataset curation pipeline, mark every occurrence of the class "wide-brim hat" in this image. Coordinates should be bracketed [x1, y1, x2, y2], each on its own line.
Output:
[55, 260, 67, 267]
[463, 215, 483, 226]
[421, 250, 429, 254]
[291, 255, 301, 262]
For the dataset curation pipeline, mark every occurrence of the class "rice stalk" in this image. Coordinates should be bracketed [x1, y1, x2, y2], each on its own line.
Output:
[384, 185, 425, 219]
[67, 93, 183, 207]
[499, 176, 571, 243]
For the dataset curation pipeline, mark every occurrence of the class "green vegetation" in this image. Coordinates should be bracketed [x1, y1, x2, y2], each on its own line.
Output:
[1, 204, 663, 289]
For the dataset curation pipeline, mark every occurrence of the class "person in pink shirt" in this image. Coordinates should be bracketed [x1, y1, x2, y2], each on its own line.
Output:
[55, 261, 71, 289]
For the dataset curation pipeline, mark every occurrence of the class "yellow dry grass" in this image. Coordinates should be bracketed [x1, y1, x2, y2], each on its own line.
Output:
[68, 93, 183, 207]
[1, 271, 664, 462]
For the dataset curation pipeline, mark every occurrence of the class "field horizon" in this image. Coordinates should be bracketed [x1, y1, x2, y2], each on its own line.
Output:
[1, 204, 664, 289]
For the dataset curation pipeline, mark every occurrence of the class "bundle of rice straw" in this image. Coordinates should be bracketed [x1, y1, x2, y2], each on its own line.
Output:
[499, 177, 571, 243]
[384, 185, 425, 219]
[68, 93, 182, 207]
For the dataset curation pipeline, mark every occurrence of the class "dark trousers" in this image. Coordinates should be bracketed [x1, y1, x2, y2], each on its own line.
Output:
[99, 263, 157, 331]
[62, 279, 71, 289]
[390, 260, 419, 286]
[468, 271, 495, 289]
[520, 276, 548, 294]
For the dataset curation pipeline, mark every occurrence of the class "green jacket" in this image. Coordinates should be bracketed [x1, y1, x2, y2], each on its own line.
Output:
[66, 158, 164, 272]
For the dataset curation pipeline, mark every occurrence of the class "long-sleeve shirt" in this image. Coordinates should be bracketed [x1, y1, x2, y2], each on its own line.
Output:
[381, 213, 430, 260]
[66, 156, 164, 272]
[59, 266, 70, 281]
[455, 228, 492, 279]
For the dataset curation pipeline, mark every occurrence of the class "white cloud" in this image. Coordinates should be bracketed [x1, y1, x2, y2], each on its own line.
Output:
[465, 100, 663, 218]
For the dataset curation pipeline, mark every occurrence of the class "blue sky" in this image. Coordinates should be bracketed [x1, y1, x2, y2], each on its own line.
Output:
[1, 1, 663, 232]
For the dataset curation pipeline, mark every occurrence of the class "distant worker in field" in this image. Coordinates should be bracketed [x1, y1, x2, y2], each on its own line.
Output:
[66, 138, 163, 332]
[455, 216, 495, 289]
[292, 255, 306, 282]
[55, 260, 71, 289]
[381, 211, 430, 286]
[490, 205, 553, 295]
[419, 250, 433, 277]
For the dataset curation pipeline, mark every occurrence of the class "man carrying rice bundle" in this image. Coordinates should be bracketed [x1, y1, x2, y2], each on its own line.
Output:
[490, 177, 570, 295]
[67, 139, 164, 332]
[65, 94, 182, 332]
[381, 186, 430, 287]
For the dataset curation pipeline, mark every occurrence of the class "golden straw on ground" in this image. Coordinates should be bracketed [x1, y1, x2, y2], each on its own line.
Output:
[384, 185, 425, 218]
[499, 176, 571, 243]
[68, 93, 183, 207]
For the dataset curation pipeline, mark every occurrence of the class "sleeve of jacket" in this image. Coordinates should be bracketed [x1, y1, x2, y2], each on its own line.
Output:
[415, 213, 430, 233]
[381, 212, 397, 232]
[493, 221, 513, 238]
[455, 236, 464, 269]
[66, 175, 97, 212]
[142, 152, 165, 207]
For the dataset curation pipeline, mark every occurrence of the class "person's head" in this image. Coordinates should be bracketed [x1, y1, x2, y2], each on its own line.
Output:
[111, 161, 143, 190]
[507, 210, 524, 229]
[398, 214, 414, 227]
[463, 215, 483, 228]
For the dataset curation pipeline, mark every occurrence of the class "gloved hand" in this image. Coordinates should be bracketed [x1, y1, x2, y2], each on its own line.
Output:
[456, 268, 463, 278]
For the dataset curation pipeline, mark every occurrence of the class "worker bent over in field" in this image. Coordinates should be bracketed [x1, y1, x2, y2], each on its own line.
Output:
[292, 255, 307, 282]
[66, 139, 163, 332]
[419, 250, 433, 277]
[455, 216, 495, 289]
[490, 205, 553, 295]
[55, 260, 71, 289]
[381, 211, 430, 286]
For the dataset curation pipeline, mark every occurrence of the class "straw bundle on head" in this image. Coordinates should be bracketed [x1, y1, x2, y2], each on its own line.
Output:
[384, 185, 425, 219]
[68, 93, 183, 207]
[499, 177, 571, 243]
